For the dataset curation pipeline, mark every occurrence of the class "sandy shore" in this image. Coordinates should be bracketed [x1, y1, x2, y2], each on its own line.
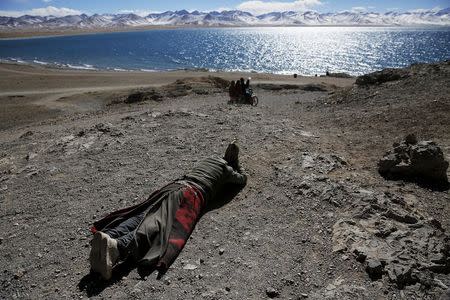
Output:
[0, 62, 352, 93]
[0, 25, 183, 39]
[0, 62, 354, 130]
[0, 25, 393, 39]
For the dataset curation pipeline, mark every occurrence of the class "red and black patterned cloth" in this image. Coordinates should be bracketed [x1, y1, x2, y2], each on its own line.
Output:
[156, 185, 205, 271]
[91, 182, 206, 273]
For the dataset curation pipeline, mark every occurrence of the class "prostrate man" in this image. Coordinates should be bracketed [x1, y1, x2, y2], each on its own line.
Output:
[89, 143, 247, 280]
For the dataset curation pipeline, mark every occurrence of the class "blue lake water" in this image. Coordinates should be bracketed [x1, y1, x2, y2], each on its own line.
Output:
[0, 27, 449, 75]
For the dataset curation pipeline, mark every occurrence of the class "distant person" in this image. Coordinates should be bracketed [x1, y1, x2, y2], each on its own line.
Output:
[229, 80, 236, 103]
[239, 77, 246, 95]
[235, 80, 242, 102]
[244, 78, 252, 104]
[89, 143, 247, 280]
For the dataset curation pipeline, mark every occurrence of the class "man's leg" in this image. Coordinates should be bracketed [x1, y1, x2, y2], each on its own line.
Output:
[90, 211, 146, 279]
[103, 211, 146, 240]
[96, 211, 146, 257]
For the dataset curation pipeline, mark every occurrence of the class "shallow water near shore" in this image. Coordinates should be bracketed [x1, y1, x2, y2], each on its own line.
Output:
[0, 27, 449, 75]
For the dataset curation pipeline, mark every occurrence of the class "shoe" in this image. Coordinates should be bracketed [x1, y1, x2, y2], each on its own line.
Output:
[224, 142, 239, 166]
[91, 232, 120, 280]
[89, 232, 102, 273]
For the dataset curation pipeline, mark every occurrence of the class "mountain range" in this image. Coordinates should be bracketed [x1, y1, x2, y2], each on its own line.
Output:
[1, 8, 449, 29]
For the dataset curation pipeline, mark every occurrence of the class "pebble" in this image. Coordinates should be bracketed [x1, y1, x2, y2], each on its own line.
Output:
[183, 264, 198, 270]
[366, 259, 383, 280]
[26, 171, 39, 177]
[266, 287, 279, 298]
[283, 278, 295, 285]
[316, 175, 329, 182]
[300, 293, 309, 298]
[13, 268, 26, 279]
[298, 182, 311, 190]
[26, 153, 37, 161]
[219, 248, 225, 255]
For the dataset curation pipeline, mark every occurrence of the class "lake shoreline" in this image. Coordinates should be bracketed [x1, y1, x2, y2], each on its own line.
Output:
[0, 61, 353, 94]
[0, 61, 355, 130]
[1, 24, 447, 39]
[0, 60, 335, 77]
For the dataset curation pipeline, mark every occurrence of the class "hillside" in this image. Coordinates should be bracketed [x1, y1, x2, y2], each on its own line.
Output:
[0, 62, 449, 299]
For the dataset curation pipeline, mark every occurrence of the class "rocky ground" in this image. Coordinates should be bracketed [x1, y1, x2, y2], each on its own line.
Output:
[0, 62, 449, 299]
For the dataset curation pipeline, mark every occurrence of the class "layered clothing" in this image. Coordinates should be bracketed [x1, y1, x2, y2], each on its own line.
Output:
[91, 157, 246, 272]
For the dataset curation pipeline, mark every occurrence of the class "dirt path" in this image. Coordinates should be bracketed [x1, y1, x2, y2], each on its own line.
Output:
[0, 85, 160, 98]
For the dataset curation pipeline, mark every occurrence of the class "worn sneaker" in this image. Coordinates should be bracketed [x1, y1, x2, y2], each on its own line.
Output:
[224, 142, 239, 167]
[90, 232, 119, 280]
[89, 232, 102, 272]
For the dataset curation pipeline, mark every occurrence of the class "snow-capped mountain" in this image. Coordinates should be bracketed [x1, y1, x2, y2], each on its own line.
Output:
[0, 8, 449, 29]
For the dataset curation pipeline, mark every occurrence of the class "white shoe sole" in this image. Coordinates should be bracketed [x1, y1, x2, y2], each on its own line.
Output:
[89, 232, 102, 273]
[99, 232, 119, 280]
[89, 232, 119, 280]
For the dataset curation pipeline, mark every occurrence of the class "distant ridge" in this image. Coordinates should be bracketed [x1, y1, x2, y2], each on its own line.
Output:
[1, 8, 449, 29]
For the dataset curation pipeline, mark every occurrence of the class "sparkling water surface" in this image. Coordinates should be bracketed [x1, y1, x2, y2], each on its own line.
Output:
[0, 27, 449, 75]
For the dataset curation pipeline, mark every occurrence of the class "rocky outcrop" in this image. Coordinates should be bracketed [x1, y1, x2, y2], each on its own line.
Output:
[332, 187, 450, 289]
[324, 72, 353, 78]
[125, 90, 162, 103]
[121, 76, 228, 104]
[256, 83, 329, 92]
[378, 135, 449, 189]
[356, 68, 410, 85]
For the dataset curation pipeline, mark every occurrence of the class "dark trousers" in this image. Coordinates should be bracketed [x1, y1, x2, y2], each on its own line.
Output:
[103, 211, 146, 257]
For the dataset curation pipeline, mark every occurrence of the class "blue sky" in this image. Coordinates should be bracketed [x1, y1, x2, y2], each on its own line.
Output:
[0, 0, 448, 17]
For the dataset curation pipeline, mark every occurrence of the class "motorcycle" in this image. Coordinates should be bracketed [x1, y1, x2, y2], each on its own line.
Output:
[242, 87, 259, 106]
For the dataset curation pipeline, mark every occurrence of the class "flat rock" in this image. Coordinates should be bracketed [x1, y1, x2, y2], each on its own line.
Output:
[183, 264, 198, 270]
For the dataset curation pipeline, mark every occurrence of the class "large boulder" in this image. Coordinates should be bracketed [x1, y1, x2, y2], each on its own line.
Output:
[378, 135, 449, 188]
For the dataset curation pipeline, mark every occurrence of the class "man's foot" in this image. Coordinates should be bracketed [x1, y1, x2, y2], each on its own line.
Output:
[89, 232, 102, 272]
[90, 232, 120, 280]
[224, 142, 239, 167]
